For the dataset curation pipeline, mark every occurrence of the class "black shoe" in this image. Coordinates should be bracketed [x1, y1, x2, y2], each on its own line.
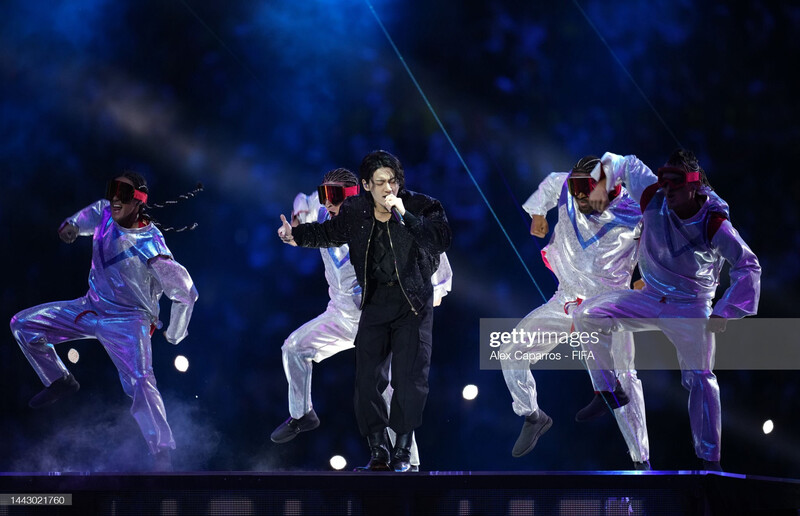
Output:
[575, 384, 630, 422]
[153, 449, 173, 472]
[28, 374, 80, 409]
[270, 409, 320, 443]
[355, 430, 391, 471]
[390, 433, 414, 472]
[410, 465, 420, 472]
[633, 460, 651, 471]
[511, 409, 553, 458]
[701, 460, 723, 472]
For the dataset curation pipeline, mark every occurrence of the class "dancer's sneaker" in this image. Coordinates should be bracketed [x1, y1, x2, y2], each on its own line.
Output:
[511, 409, 553, 458]
[270, 409, 320, 443]
[28, 374, 80, 409]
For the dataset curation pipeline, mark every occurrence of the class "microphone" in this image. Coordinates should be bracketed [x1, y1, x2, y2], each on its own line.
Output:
[391, 206, 405, 225]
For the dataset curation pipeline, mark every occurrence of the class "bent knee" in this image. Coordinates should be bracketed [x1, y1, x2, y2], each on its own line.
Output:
[9, 313, 24, 334]
[681, 369, 716, 386]
[282, 335, 319, 358]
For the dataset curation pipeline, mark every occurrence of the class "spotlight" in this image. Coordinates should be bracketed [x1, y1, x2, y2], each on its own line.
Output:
[462, 384, 478, 400]
[67, 348, 79, 364]
[763, 420, 774, 434]
[329, 455, 347, 470]
[174, 355, 189, 372]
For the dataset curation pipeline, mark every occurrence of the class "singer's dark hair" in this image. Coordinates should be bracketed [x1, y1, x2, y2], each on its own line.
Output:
[359, 150, 405, 191]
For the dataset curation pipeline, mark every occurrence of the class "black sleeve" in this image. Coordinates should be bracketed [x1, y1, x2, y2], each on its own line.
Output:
[293, 204, 351, 248]
[405, 197, 452, 254]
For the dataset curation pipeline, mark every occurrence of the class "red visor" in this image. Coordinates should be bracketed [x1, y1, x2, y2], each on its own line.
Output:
[656, 166, 700, 189]
[105, 180, 148, 204]
[566, 175, 598, 198]
[317, 184, 359, 205]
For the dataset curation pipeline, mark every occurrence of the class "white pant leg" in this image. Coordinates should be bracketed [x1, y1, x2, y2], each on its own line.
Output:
[96, 313, 174, 454]
[576, 290, 714, 462]
[281, 304, 360, 419]
[658, 304, 719, 461]
[609, 330, 650, 462]
[574, 290, 663, 392]
[10, 297, 95, 386]
[575, 290, 666, 463]
[501, 294, 573, 417]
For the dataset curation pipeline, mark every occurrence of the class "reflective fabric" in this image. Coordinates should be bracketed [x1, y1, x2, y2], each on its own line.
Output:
[500, 291, 649, 462]
[593, 153, 761, 317]
[575, 290, 719, 461]
[516, 173, 648, 462]
[11, 200, 198, 454]
[578, 153, 761, 462]
[12, 303, 174, 454]
[522, 173, 642, 299]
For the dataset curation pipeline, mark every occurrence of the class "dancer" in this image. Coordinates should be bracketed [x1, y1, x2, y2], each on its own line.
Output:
[573, 149, 761, 470]
[271, 168, 452, 473]
[279, 150, 452, 472]
[10, 172, 198, 471]
[501, 155, 650, 469]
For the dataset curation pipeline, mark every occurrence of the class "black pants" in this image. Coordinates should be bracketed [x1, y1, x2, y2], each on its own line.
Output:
[354, 285, 433, 436]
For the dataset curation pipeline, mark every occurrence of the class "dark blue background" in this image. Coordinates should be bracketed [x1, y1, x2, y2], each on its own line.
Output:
[1, 0, 798, 476]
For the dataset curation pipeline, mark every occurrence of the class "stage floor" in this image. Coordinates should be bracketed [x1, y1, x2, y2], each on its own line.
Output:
[1, 470, 799, 515]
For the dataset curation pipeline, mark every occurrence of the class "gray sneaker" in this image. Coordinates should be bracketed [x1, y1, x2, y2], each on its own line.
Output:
[270, 409, 320, 443]
[511, 409, 553, 458]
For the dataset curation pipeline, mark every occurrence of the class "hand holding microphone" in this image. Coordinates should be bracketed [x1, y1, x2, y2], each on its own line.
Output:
[384, 194, 405, 225]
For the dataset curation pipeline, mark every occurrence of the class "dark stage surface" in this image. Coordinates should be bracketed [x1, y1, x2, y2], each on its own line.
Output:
[1, 0, 799, 500]
[2, 471, 800, 515]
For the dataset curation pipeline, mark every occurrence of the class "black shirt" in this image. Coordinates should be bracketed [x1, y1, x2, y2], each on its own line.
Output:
[369, 219, 399, 284]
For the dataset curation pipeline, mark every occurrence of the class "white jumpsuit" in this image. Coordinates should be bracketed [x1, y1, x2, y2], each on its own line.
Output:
[574, 153, 761, 461]
[11, 200, 198, 454]
[502, 172, 649, 462]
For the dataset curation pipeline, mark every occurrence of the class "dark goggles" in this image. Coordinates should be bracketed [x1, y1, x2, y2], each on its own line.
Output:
[105, 180, 148, 204]
[317, 184, 359, 205]
[656, 166, 700, 189]
[566, 175, 598, 198]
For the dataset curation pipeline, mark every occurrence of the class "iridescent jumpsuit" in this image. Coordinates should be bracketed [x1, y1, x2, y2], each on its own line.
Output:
[502, 171, 650, 463]
[11, 200, 198, 454]
[574, 153, 761, 462]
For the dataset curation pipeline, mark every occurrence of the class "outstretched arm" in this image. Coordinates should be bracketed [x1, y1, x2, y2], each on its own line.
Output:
[60, 199, 110, 243]
[149, 256, 199, 344]
[522, 172, 568, 237]
[289, 201, 351, 249]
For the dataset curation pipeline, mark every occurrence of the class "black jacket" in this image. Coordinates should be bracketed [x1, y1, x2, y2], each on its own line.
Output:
[292, 190, 452, 313]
